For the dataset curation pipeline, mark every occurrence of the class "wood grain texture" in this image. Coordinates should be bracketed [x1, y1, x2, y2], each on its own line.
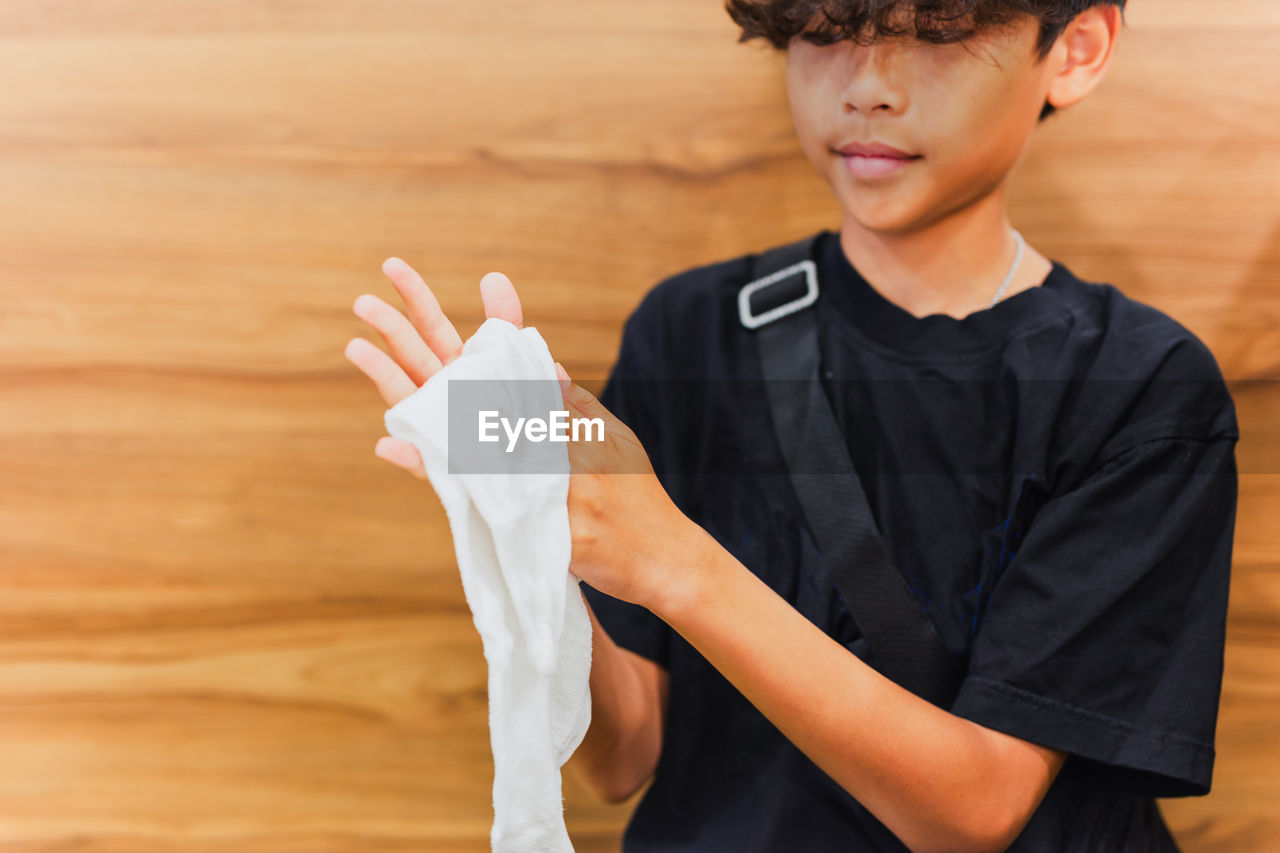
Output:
[0, 1, 1275, 850]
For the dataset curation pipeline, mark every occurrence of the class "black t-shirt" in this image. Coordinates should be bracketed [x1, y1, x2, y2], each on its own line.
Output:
[579, 229, 1239, 852]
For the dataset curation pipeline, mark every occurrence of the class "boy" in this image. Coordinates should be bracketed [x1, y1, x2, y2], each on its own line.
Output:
[347, 0, 1239, 849]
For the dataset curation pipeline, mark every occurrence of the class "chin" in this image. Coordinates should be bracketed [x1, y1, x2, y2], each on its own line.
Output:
[841, 196, 928, 236]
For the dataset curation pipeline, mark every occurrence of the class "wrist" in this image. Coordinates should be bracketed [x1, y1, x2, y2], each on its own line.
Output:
[640, 510, 719, 624]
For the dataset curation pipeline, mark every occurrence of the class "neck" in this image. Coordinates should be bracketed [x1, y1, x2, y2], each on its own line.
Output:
[838, 186, 1051, 320]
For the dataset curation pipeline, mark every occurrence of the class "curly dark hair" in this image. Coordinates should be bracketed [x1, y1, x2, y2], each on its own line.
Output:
[724, 0, 1127, 119]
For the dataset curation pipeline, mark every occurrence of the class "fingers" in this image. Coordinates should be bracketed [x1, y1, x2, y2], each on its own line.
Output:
[381, 257, 466, 367]
[556, 362, 641, 473]
[344, 336, 420, 407]
[479, 271, 524, 329]
[352, 293, 444, 387]
[556, 362, 611, 422]
[354, 260, 528, 483]
[374, 436, 428, 479]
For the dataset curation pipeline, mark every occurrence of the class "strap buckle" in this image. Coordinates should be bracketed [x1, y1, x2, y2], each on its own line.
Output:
[737, 259, 819, 329]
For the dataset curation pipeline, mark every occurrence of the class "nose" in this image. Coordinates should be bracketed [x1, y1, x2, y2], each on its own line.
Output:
[840, 42, 907, 115]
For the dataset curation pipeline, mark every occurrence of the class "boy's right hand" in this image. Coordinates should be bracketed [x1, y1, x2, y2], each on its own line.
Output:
[344, 256, 527, 478]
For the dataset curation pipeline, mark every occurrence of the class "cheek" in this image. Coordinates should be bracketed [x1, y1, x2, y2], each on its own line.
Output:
[786, 50, 846, 162]
[947, 118, 1019, 188]
[928, 80, 1035, 193]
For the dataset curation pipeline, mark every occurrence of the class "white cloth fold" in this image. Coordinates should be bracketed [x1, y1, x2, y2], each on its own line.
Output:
[384, 316, 592, 853]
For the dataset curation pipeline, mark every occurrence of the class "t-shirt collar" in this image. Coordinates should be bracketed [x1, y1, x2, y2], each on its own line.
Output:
[816, 229, 1072, 355]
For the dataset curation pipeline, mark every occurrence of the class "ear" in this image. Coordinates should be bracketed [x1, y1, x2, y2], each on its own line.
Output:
[1044, 5, 1123, 112]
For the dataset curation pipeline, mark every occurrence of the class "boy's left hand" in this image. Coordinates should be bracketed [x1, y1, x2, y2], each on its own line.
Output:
[345, 257, 698, 613]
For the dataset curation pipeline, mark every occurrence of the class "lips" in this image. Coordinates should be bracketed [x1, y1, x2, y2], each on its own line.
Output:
[836, 140, 921, 179]
[836, 141, 917, 159]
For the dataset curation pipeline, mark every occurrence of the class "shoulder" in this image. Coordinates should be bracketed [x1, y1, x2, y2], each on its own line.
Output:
[617, 242, 766, 373]
[1034, 260, 1240, 460]
[1052, 265, 1224, 377]
[630, 247, 755, 324]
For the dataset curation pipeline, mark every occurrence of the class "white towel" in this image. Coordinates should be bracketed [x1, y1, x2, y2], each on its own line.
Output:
[384, 316, 592, 853]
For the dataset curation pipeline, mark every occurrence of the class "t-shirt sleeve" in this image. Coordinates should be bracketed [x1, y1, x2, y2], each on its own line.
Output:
[578, 302, 674, 670]
[950, 433, 1239, 797]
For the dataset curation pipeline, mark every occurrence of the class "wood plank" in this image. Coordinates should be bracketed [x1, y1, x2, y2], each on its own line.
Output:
[0, 1, 1276, 849]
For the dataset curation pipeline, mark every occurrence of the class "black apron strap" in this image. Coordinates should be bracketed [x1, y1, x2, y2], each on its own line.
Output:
[741, 233, 963, 707]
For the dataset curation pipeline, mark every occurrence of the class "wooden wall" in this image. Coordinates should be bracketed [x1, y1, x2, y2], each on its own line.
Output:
[0, 1, 1275, 850]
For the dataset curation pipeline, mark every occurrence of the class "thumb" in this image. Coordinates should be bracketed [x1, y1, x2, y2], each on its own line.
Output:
[555, 361, 607, 418]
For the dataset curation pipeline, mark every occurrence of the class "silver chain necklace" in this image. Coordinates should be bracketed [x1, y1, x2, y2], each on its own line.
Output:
[987, 229, 1026, 309]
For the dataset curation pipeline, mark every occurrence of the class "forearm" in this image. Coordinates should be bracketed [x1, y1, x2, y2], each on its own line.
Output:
[566, 587, 663, 803]
[646, 524, 1055, 853]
